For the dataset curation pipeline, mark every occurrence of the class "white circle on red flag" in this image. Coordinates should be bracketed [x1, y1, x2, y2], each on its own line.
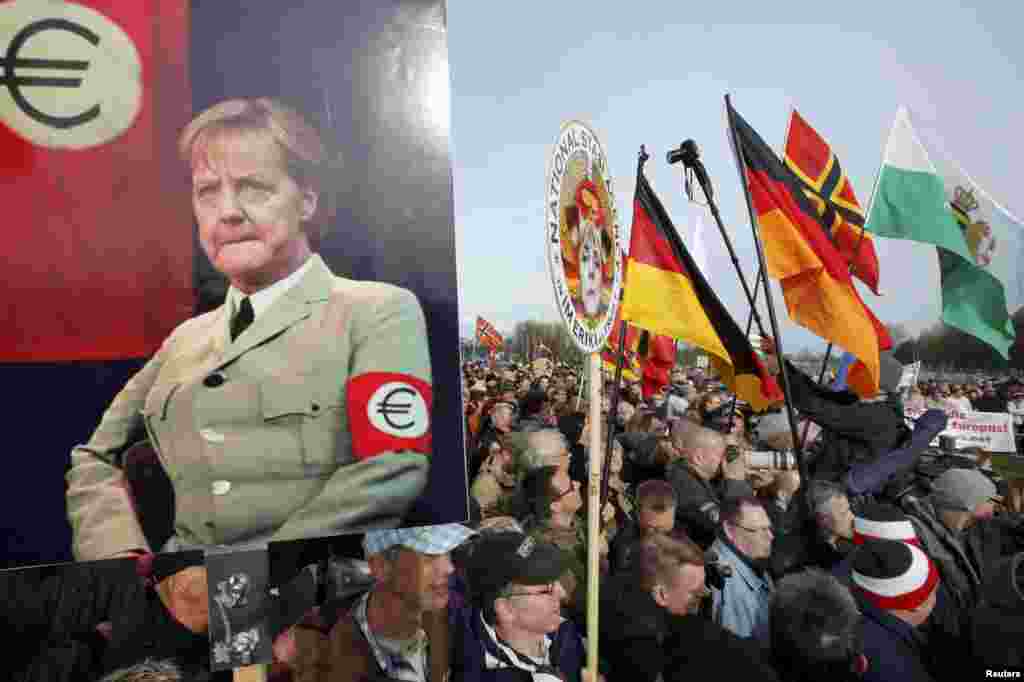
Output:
[544, 120, 623, 354]
[367, 381, 430, 438]
[0, 0, 142, 149]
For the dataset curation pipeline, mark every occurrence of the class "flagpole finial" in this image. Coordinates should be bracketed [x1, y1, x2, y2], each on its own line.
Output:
[639, 145, 649, 170]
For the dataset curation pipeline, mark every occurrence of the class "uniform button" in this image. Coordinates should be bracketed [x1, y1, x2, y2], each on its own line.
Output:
[311, 403, 320, 412]
[211, 480, 232, 495]
[203, 373, 225, 388]
[205, 521, 216, 528]
[199, 428, 225, 443]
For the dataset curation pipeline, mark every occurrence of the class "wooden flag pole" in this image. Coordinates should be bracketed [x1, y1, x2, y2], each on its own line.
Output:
[233, 665, 268, 682]
[586, 351, 603, 678]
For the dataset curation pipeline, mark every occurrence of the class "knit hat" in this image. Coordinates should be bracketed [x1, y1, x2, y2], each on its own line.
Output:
[930, 468, 998, 512]
[853, 503, 919, 546]
[851, 539, 939, 612]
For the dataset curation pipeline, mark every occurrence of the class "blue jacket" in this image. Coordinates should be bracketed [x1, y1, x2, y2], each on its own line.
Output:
[450, 603, 586, 682]
[854, 591, 936, 682]
[710, 536, 773, 644]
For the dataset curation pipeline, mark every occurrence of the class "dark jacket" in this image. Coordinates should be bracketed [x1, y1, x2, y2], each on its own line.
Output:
[784, 361, 908, 482]
[665, 460, 754, 550]
[770, 522, 854, 579]
[616, 431, 663, 485]
[853, 591, 936, 682]
[598, 573, 671, 682]
[966, 554, 1024, 667]
[609, 521, 642, 575]
[1, 560, 210, 682]
[901, 496, 1024, 613]
[450, 604, 586, 682]
[662, 614, 781, 681]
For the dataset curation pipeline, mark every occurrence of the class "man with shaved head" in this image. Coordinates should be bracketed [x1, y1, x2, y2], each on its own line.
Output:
[665, 422, 754, 549]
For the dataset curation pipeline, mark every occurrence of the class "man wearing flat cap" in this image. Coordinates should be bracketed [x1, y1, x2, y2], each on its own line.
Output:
[452, 531, 596, 682]
[292, 523, 474, 682]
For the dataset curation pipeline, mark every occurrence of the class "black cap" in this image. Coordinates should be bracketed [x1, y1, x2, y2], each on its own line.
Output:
[465, 532, 570, 599]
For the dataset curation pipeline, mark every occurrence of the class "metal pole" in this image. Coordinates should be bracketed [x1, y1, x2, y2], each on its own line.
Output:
[685, 157, 771, 341]
[725, 94, 813, 521]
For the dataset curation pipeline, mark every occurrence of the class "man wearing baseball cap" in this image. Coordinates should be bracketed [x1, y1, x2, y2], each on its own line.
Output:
[292, 523, 473, 682]
[452, 531, 594, 682]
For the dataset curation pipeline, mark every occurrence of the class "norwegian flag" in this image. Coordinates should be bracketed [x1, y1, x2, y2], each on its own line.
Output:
[475, 316, 503, 349]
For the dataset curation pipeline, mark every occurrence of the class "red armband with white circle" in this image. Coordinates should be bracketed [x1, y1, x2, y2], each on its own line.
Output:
[347, 372, 433, 461]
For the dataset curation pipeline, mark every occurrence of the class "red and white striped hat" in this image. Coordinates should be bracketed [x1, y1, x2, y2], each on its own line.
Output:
[853, 503, 919, 546]
[852, 539, 939, 612]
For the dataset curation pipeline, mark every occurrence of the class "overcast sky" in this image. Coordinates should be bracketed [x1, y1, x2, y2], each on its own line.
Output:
[447, 1, 1022, 354]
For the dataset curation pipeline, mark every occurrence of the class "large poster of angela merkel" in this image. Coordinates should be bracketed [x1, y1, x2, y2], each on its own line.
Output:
[0, 0, 466, 568]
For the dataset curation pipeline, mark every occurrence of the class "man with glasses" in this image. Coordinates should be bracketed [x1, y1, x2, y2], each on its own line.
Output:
[517, 465, 588, 616]
[453, 531, 594, 682]
[711, 496, 775, 643]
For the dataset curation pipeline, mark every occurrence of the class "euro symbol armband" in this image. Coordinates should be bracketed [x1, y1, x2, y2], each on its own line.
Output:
[347, 372, 433, 461]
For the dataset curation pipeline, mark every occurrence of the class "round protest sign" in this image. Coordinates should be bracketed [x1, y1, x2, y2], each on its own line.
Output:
[544, 120, 623, 354]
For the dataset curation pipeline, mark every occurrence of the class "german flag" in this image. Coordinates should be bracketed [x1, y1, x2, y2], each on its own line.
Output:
[620, 166, 782, 412]
[784, 109, 881, 294]
[727, 101, 891, 396]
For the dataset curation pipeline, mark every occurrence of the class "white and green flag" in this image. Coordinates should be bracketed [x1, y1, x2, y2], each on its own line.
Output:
[865, 106, 1023, 359]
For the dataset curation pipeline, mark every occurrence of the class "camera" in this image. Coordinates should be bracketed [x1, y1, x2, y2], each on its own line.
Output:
[745, 450, 798, 470]
[704, 549, 733, 590]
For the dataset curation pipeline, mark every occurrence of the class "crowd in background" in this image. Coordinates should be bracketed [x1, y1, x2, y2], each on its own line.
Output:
[6, 354, 1024, 682]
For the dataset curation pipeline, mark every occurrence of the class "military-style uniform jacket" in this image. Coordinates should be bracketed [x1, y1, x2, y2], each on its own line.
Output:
[67, 255, 432, 559]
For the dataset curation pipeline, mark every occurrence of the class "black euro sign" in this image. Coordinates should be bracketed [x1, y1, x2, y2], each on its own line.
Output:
[1, 17, 101, 129]
[376, 387, 417, 430]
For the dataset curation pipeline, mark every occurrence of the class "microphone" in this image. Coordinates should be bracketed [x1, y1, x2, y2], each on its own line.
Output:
[666, 139, 712, 200]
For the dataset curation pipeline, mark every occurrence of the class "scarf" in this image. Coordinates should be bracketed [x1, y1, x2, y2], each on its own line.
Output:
[479, 613, 564, 682]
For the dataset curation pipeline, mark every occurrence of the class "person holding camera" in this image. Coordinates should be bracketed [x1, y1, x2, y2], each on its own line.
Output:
[664, 421, 755, 550]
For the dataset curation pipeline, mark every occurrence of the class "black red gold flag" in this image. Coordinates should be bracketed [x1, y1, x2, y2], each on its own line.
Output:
[727, 102, 891, 395]
[620, 168, 782, 411]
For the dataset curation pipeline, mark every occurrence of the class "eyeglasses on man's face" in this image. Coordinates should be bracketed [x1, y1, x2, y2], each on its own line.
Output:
[732, 523, 774, 536]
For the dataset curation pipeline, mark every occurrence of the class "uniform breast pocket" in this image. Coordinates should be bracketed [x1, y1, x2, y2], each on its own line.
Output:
[140, 382, 180, 461]
[260, 376, 345, 477]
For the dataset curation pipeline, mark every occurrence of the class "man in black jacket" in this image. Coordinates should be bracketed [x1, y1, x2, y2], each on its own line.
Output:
[664, 421, 753, 549]
[759, 337, 908, 485]
[600, 530, 779, 682]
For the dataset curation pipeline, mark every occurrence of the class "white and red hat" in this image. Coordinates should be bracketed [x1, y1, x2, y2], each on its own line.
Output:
[853, 503, 919, 546]
[852, 539, 939, 612]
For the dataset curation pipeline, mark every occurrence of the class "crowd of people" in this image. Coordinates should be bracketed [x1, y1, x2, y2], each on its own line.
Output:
[6, 348, 1024, 681]
[451, 344, 1024, 680]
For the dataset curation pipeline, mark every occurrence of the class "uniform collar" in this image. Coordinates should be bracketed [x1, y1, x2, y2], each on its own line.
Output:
[226, 254, 316, 321]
